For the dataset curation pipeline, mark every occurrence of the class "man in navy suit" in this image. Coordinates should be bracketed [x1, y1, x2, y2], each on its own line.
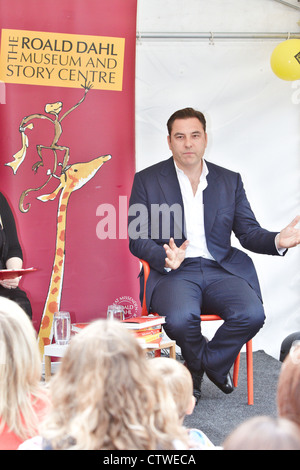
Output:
[128, 108, 300, 399]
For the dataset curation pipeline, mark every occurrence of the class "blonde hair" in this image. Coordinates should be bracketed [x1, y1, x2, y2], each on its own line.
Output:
[151, 357, 193, 420]
[42, 320, 189, 450]
[0, 297, 48, 440]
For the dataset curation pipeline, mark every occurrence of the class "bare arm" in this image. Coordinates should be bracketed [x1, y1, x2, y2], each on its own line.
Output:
[0, 257, 23, 289]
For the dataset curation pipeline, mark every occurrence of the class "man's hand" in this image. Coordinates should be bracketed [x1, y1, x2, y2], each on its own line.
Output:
[277, 216, 300, 250]
[163, 238, 189, 270]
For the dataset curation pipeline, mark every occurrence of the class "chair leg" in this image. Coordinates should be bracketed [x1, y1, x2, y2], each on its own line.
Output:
[233, 342, 254, 405]
[233, 352, 240, 387]
[246, 339, 254, 405]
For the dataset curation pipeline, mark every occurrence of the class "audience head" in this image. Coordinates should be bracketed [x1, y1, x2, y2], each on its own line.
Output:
[277, 342, 300, 426]
[42, 319, 189, 450]
[277, 341, 300, 427]
[0, 297, 46, 440]
[223, 415, 300, 450]
[151, 357, 195, 421]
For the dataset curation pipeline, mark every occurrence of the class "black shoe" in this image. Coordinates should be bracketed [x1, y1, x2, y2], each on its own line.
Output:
[184, 362, 204, 404]
[206, 371, 234, 394]
[193, 388, 202, 405]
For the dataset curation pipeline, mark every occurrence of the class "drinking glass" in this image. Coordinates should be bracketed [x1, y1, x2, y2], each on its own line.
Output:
[107, 304, 125, 321]
[54, 311, 71, 345]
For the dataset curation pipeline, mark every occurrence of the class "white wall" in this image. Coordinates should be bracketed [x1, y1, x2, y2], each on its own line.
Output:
[136, 0, 300, 34]
[135, 0, 300, 359]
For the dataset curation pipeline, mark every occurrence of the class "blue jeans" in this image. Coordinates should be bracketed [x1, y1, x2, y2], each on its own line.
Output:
[151, 257, 265, 383]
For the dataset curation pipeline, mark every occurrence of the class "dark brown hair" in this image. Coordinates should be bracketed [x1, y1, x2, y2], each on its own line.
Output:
[167, 108, 206, 135]
[277, 344, 300, 427]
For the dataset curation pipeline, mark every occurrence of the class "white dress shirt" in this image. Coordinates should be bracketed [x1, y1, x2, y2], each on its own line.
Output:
[174, 159, 215, 260]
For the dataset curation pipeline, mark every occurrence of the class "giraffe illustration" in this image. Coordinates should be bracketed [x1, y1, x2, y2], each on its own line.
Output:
[37, 153, 111, 357]
[6, 85, 112, 356]
[6, 81, 93, 213]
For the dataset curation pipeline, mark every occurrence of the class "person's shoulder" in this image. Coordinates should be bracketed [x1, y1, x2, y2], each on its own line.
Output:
[18, 435, 44, 450]
[206, 160, 239, 177]
[0, 192, 10, 213]
[188, 428, 217, 449]
[206, 161, 242, 187]
[136, 157, 173, 177]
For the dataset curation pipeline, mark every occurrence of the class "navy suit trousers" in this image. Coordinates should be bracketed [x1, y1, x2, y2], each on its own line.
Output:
[150, 257, 265, 383]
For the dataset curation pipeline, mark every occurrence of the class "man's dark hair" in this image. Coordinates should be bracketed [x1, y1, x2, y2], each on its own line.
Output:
[167, 108, 206, 135]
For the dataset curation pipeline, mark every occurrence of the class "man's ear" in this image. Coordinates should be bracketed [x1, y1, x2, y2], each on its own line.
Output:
[167, 135, 171, 150]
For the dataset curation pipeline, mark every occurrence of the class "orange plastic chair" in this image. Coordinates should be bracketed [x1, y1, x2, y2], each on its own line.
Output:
[140, 259, 254, 405]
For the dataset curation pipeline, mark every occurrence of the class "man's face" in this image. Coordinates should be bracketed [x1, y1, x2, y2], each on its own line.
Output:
[167, 117, 207, 172]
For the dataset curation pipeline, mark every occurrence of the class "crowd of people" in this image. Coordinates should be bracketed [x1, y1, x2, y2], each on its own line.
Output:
[0, 296, 300, 451]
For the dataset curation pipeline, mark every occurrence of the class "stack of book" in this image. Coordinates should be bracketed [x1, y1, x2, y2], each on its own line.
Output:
[121, 315, 166, 349]
[71, 323, 90, 334]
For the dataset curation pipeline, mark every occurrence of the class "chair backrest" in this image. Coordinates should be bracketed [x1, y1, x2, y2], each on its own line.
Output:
[140, 259, 150, 316]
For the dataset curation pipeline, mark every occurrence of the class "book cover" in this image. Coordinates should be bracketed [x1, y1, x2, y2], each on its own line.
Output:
[71, 323, 90, 333]
[121, 315, 165, 330]
[134, 328, 161, 337]
[134, 331, 163, 343]
[0, 267, 37, 280]
[137, 337, 163, 349]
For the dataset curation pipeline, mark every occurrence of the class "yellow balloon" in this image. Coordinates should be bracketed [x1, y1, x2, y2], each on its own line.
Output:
[271, 39, 300, 81]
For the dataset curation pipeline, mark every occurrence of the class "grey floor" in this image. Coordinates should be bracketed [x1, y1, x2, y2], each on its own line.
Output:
[183, 350, 282, 447]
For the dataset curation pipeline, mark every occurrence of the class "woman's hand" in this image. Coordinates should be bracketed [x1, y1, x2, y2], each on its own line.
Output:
[0, 256, 23, 289]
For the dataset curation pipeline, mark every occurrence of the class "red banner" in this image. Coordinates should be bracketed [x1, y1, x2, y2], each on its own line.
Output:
[0, 0, 139, 354]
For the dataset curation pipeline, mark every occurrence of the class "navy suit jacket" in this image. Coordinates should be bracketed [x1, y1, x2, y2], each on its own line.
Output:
[128, 157, 280, 310]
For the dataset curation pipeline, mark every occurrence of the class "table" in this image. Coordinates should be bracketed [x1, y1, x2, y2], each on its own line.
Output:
[143, 339, 176, 359]
[44, 343, 68, 381]
[43, 339, 176, 381]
